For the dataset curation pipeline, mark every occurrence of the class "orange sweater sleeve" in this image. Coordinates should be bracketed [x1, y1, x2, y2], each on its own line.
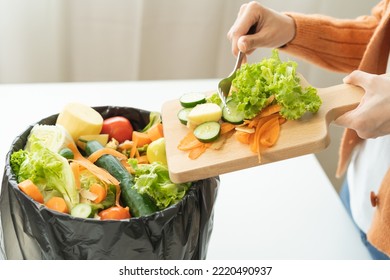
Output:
[282, 6, 382, 73]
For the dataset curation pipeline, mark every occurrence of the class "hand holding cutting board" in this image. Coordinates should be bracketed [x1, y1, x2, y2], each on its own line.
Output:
[334, 70, 390, 139]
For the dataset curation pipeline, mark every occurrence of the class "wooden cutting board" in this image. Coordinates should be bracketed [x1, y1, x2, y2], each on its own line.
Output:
[161, 77, 364, 183]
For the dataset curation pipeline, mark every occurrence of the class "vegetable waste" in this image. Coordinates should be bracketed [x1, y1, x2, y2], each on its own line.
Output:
[231, 49, 321, 120]
[176, 49, 322, 160]
[10, 104, 191, 220]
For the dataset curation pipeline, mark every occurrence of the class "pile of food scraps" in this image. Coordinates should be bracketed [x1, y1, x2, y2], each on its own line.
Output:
[10, 104, 191, 220]
[176, 49, 322, 161]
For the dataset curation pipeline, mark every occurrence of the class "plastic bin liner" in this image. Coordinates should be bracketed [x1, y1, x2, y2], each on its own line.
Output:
[0, 106, 219, 260]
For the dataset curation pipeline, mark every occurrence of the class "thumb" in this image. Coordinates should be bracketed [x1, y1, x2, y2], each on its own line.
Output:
[334, 110, 354, 128]
[343, 70, 374, 90]
[237, 35, 254, 54]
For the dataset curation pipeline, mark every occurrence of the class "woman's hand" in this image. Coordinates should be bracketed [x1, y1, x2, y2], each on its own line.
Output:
[227, 1, 296, 56]
[334, 70, 390, 139]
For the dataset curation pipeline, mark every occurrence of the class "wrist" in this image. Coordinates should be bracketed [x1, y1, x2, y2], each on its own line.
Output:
[280, 13, 296, 47]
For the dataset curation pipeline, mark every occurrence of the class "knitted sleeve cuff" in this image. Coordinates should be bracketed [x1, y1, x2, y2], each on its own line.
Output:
[280, 12, 378, 73]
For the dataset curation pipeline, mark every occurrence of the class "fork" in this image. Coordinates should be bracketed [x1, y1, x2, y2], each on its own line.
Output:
[218, 24, 257, 111]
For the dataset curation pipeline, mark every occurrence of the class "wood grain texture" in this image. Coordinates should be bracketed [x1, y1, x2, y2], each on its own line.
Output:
[162, 81, 364, 183]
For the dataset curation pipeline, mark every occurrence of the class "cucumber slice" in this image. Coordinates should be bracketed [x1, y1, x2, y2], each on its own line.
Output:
[193, 121, 221, 143]
[71, 203, 93, 218]
[222, 99, 245, 124]
[180, 92, 206, 108]
[177, 107, 192, 125]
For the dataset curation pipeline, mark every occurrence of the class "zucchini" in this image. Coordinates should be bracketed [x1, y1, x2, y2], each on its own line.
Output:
[179, 92, 206, 108]
[85, 140, 158, 217]
[222, 99, 245, 124]
[193, 121, 221, 143]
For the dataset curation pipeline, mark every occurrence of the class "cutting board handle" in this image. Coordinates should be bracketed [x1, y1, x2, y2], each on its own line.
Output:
[320, 83, 365, 123]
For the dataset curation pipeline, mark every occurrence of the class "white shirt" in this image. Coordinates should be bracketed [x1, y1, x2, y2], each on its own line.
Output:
[347, 57, 390, 233]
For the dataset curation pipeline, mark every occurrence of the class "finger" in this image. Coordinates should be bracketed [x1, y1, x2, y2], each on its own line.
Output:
[227, 3, 248, 39]
[228, 7, 261, 55]
[227, 4, 251, 56]
[238, 33, 264, 54]
[333, 113, 350, 127]
[230, 23, 259, 55]
[343, 70, 375, 90]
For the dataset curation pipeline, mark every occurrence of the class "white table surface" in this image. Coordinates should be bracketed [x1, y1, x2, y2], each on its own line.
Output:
[0, 80, 371, 260]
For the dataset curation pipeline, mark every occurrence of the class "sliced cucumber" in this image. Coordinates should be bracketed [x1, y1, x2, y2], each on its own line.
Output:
[177, 107, 192, 125]
[222, 99, 245, 124]
[71, 203, 93, 218]
[193, 121, 221, 143]
[180, 92, 206, 108]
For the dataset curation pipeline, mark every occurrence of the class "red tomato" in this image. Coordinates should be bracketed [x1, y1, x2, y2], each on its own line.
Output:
[101, 116, 133, 143]
[98, 206, 131, 220]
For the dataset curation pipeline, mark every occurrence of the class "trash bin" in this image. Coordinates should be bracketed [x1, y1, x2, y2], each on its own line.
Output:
[0, 106, 219, 260]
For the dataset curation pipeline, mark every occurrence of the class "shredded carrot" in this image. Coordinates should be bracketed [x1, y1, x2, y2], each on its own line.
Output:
[129, 138, 138, 158]
[71, 158, 119, 186]
[177, 102, 287, 160]
[250, 121, 262, 154]
[137, 155, 149, 164]
[259, 104, 281, 117]
[188, 144, 208, 159]
[247, 113, 263, 128]
[178, 131, 203, 151]
[67, 141, 122, 206]
[118, 140, 134, 151]
[235, 131, 251, 145]
[45, 197, 69, 214]
[70, 161, 81, 190]
[18, 179, 44, 204]
[67, 142, 120, 186]
[250, 115, 281, 162]
[220, 122, 236, 135]
[279, 117, 287, 125]
[132, 131, 152, 147]
[89, 183, 107, 203]
[147, 123, 164, 142]
[87, 147, 127, 163]
[259, 116, 280, 147]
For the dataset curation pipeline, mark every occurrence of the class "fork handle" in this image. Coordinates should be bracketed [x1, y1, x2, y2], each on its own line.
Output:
[233, 52, 245, 72]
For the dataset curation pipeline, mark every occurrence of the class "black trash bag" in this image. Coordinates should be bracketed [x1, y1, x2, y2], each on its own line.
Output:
[0, 106, 219, 260]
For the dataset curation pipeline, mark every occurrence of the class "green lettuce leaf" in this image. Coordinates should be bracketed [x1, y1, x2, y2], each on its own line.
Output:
[231, 49, 321, 120]
[15, 136, 79, 208]
[130, 161, 191, 210]
[206, 92, 222, 107]
[25, 124, 73, 153]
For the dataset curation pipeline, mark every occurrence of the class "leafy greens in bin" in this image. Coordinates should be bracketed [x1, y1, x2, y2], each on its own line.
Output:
[129, 159, 191, 210]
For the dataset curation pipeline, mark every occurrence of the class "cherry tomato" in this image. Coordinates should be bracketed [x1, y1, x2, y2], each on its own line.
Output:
[101, 116, 133, 143]
[98, 206, 131, 220]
